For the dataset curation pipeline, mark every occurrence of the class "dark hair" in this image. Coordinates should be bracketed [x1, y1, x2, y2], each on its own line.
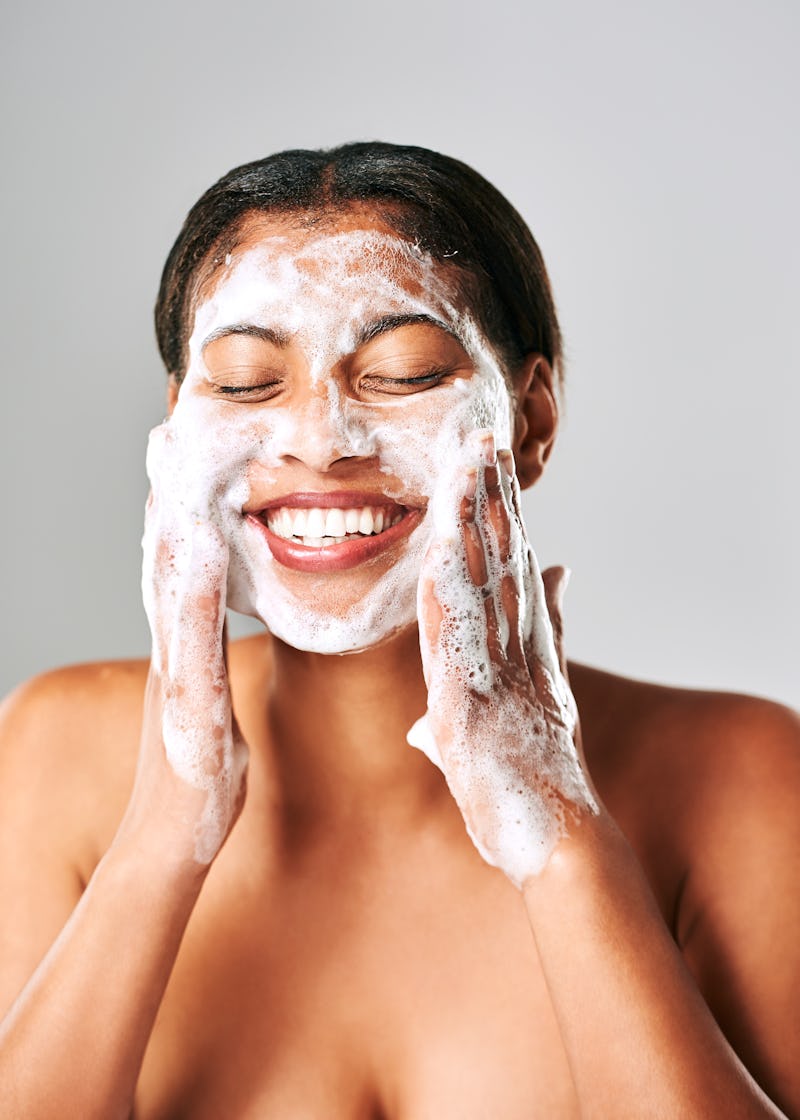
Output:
[155, 142, 563, 385]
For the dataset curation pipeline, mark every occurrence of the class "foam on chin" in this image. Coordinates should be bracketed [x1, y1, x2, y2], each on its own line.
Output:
[162, 231, 514, 654]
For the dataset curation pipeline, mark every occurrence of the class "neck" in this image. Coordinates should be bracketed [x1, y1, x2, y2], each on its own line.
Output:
[266, 624, 444, 825]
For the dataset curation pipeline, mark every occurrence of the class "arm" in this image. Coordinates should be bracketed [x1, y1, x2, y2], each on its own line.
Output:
[522, 805, 794, 1119]
[415, 432, 798, 1119]
[0, 806, 209, 1120]
[0, 421, 248, 1120]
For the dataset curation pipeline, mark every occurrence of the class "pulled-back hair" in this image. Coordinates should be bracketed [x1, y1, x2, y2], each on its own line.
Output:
[155, 142, 563, 384]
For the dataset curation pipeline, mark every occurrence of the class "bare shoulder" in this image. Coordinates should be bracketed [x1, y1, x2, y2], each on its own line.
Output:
[0, 657, 150, 761]
[0, 633, 273, 870]
[0, 659, 150, 872]
[569, 660, 800, 928]
[570, 661, 800, 839]
[571, 663, 800, 1108]
[0, 660, 149, 1013]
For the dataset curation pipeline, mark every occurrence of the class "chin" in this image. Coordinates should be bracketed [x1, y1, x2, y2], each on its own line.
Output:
[313, 617, 420, 658]
[226, 539, 423, 656]
[225, 581, 416, 657]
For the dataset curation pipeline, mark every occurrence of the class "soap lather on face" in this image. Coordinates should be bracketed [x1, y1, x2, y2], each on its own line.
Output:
[158, 228, 516, 656]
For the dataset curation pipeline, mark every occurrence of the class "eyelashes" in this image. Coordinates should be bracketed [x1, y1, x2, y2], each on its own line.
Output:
[212, 380, 283, 401]
[207, 367, 455, 402]
[359, 368, 452, 395]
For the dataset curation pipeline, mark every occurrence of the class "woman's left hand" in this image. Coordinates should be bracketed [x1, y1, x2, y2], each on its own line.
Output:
[410, 431, 599, 886]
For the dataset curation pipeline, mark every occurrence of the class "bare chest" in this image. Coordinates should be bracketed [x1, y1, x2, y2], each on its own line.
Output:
[134, 843, 580, 1119]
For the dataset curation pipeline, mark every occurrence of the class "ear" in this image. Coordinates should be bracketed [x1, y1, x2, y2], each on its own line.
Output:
[166, 374, 180, 415]
[511, 354, 558, 489]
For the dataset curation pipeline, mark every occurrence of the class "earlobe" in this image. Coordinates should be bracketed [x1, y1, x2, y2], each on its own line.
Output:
[512, 354, 559, 489]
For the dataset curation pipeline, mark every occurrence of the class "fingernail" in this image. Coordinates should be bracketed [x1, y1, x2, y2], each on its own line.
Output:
[481, 432, 497, 466]
[498, 449, 515, 477]
[558, 566, 572, 607]
[464, 467, 478, 500]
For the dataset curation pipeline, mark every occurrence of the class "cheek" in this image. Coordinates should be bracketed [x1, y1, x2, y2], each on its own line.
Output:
[369, 376, 514, 494]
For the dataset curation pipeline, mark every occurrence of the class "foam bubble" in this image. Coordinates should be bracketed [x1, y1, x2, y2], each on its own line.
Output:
[411, 446, 599, 885]
[142, 428, 248, 863]
[143, 227, 595, 875]
[159, 230, 514, 655]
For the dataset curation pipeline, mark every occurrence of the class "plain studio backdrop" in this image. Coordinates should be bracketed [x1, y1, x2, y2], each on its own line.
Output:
[1, 0, 797, 708]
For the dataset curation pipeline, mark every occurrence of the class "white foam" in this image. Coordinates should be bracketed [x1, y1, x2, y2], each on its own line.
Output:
[142, 427, 249, 863]
[143, 227, 596, 875]
[158, 231, 515, 655]
[411, 448, 598, 885]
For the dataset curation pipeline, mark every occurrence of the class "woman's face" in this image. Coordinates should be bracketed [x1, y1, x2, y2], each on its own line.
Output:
[166, 207, 516, 654]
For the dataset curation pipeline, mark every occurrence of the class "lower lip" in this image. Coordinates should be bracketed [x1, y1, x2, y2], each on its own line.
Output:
[245, 510, 424, 572]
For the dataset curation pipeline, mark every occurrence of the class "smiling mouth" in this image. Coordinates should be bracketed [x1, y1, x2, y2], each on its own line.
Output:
[245, 492, 424, 572]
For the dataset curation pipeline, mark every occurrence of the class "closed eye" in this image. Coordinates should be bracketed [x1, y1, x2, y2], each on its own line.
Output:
[210, 379, 284, 402]
[359, 368, 453, 396]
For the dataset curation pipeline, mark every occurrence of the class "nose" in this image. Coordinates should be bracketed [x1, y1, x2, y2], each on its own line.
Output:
[271, 382, 377, 473]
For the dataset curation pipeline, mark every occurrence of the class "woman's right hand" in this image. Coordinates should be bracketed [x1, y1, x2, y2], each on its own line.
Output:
[115, 418, 249, 869]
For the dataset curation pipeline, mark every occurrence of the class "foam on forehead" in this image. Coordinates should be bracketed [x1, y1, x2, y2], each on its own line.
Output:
[167, 227, 516, 655]
[188, 229, 468, 384]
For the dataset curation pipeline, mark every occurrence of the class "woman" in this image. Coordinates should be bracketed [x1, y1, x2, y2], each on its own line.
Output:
[0, 142, 797, 1119]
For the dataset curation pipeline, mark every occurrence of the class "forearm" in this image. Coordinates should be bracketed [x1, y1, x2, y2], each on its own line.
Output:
[0, 840, 207, 1120]
[522, 811, 786, 1120]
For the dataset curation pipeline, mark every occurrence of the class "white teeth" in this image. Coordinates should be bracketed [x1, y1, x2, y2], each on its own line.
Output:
[324, 508, 347, 537]
[266, 503, 406, 543]
[305, 507, 325, 537]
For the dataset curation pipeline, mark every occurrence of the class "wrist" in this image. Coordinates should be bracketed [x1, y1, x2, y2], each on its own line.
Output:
[520, 805, 630, 900]
[104, 829, 213, 902]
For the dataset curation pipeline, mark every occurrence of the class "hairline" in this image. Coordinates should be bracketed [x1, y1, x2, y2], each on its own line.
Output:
[179, 203, 520, 393]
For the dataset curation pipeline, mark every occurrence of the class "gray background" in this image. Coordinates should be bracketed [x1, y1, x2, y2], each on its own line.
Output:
[1, 0, 797, 707]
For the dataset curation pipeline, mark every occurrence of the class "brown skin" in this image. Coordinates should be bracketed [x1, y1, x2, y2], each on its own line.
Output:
[0, 213, 799, 1117]
[2, 651, 799, 1117]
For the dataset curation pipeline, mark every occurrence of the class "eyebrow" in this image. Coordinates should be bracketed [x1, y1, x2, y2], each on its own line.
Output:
[202, 313, 460, 352]
[355, 313, 459, 347]
[202, 323, 290, 349]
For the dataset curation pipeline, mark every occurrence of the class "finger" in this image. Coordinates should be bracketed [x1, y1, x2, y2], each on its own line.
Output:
[525, 559, 576, 731]
[502, 453, 526, 532]
[475, 446, 527, 669]
[532, 659, 573, 730]
[513, 524, 557, 680]
[460, 468, 489, 587]
[501, 571, 526, 667]
[484, 465, 511, 563]
[492, 450, 530, 668]
[418, 540, 448, 662]
[482, 444, 512, 565]
[483, 589, 506, 667]
[497, 448, 515, 477]
[541, 565, 571, 679]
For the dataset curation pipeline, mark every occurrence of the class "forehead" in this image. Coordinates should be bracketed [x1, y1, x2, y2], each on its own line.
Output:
[196, 206, 461, 318]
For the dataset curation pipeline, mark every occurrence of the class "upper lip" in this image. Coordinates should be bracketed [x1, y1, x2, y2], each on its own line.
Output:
[246, 490, 425, 513]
